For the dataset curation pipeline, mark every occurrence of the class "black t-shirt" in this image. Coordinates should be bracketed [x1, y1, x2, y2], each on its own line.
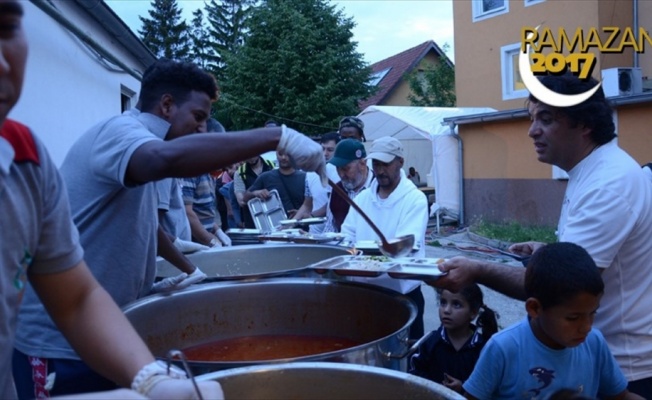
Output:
[249, 169, 306, 213]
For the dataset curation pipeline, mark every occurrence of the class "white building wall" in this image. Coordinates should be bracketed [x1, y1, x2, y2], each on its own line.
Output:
[9, 1, 144, 166]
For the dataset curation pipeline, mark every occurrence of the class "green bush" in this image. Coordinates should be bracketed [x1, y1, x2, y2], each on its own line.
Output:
[470, 220, 557, 244]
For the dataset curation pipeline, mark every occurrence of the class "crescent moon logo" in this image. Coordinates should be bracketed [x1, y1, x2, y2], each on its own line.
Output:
[519, 28, 602, 107]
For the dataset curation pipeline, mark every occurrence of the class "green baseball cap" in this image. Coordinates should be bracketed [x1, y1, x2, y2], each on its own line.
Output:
[329, 139, 366, 167]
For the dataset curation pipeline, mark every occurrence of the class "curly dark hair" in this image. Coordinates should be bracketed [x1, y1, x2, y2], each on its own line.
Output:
[525, 242, 604, 309]
[527, 73, 616, 145]
[138, 59, 218, 112]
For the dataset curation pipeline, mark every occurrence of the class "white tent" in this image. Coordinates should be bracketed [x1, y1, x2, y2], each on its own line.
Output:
[357, 106, 495, 221]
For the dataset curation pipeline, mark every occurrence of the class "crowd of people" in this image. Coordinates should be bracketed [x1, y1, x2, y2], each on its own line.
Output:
[2, 1, 651, 399]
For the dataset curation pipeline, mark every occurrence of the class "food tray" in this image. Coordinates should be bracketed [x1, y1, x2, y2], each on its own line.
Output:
[258, 232, 344, 245]
[309, 255, 447, 280]
[352, 240, 420, 256]
[247, 190, 287, 233]
[279, 217, 327, 226]
[386, 258, 447, 280]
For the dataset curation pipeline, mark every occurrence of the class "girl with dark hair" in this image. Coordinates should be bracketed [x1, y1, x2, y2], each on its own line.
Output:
[409, 283, 499, 393]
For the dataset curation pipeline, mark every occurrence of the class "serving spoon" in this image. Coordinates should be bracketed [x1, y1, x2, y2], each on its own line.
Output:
[329, 179, 415, 258]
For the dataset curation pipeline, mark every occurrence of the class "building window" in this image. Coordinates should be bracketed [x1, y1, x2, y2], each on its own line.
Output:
[369, 68, 391, 86]
[121, 85, 136, 112]
[524, 0, 545, 7]
[500, 43, 528, 100]
[472, 0, 508, 22]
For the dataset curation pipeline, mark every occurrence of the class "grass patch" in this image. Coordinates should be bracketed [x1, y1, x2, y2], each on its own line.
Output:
[470, 220, 557, 244]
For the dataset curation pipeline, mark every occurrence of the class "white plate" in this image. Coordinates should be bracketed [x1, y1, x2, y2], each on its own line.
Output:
[354, 240, 380, 250]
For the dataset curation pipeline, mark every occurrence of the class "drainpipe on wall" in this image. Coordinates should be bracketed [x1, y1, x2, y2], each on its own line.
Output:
[447, 122, 465, 226]
[32, 0, 143, 80]
[634, 0, 639, 68]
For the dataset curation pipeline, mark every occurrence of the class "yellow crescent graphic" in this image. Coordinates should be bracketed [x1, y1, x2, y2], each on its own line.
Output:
[519, 28, 601, 107]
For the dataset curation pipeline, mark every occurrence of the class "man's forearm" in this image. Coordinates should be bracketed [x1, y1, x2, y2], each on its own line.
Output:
[475, 261, 527, 300]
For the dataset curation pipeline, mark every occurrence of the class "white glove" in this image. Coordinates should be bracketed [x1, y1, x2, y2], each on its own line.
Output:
[184, 267, 207, 286]
[173, 238, 210, 254]
[151, 273, 187, 293]
[150, 268, 206, 294]
[216, 229, 232, 247]
[278, 125, 327, 184]
[132, 361, 224, 400]
[146, 379, 224, 400]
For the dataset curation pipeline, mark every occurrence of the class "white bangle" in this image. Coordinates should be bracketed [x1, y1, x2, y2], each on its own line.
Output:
[209, 237, 218, 247]
[131, 360, 186, 395]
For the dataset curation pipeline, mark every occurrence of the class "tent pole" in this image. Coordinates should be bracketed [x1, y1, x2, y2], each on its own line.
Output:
[448, 122, 465, 226]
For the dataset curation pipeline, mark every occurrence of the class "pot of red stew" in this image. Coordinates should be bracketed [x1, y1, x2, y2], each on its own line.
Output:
[122, 278, 416, 374]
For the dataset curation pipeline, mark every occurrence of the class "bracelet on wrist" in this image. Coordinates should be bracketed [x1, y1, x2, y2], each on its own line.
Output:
[131, 360, 186, 395]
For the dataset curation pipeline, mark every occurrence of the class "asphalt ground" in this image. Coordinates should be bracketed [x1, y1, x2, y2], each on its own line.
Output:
[420, 227, 527, 333]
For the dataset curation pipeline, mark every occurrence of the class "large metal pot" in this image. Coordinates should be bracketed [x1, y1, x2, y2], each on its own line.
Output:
[197, 362, 464, 399]
[156, 244, 351, 281]
[123, 279, 416, 374]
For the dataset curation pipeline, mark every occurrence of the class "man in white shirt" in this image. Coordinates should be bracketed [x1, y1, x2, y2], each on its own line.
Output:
[432, 74, 652, 397]
[341, 137, 429, 339]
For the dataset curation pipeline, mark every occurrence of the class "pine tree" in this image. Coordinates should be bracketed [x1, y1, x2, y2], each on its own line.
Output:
[203, 0, 256, 82]
[139, 0, 191, 60]
[218, 0, 373, 135]
[187, 8, 214, 70]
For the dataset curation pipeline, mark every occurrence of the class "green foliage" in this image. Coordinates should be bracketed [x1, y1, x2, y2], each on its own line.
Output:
[218, 0, 374, 134]
[187, 9, 214, 70]
[407, 44, 456, 107]
[470, 220, 557, 244]
[203, 0, 257, 83]
[139, 0, 191, 60]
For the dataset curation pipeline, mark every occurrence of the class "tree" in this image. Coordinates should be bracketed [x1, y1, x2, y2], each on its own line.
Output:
[187, 8, 214, 70]
[218, 0, 374, 135]
[203, 0, 257, 82]
[139, 0, 191, 60]
[407, 44, 456, 107]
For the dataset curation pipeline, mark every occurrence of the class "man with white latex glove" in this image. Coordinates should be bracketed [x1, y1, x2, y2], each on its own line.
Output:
[130, 361, 224, 399]
[278, 125, 328, 186]
[151, 267, 207, 293]
[215, 229, 232, 247]
[173, 237, 210, 253]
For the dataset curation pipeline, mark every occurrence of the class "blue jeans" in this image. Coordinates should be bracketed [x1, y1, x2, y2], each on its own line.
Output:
[13, 349, 118, 398]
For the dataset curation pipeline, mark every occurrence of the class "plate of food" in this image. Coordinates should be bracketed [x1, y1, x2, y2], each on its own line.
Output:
[352, 240, 420, 256]
[308, 255, 398, 277]
[308, 255, 447, 280]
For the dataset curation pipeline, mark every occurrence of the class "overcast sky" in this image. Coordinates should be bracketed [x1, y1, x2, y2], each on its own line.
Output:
[105, 0, 455, 64]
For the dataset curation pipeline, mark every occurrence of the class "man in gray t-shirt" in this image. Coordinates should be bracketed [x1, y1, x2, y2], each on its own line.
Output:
[14, 58, 326, 396]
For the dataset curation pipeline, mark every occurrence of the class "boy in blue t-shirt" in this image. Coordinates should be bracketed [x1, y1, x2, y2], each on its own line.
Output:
[463, 242, 642, 400]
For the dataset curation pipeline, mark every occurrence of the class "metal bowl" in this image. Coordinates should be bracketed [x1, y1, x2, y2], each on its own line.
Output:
[156, 243, 351, 281]
[197, 362, 464, 399]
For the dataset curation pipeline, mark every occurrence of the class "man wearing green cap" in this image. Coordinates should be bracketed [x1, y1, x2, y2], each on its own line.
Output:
[324, 139, 375, 233]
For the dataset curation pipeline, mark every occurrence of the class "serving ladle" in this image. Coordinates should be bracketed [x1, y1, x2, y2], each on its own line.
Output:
[329, 179, 415, 258]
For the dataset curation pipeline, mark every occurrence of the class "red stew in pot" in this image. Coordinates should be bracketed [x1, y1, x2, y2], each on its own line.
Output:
[182, 334, 361, 361]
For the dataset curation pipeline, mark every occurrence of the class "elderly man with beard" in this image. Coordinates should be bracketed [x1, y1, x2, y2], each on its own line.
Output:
[340, 137, 429, 339]
[322, 139, 374, 233]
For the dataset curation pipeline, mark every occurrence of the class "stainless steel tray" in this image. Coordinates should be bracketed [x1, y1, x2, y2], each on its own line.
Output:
[247, 189, 286, 233]
[309, 255, 447, 280]
[259, 232, 344, 245]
